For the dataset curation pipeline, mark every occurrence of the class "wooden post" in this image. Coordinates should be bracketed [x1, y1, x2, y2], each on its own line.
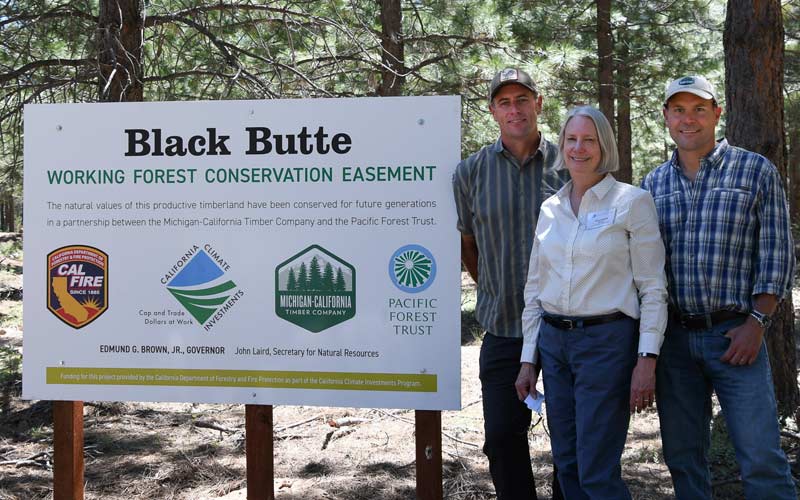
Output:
[415, 410, 442, 500]
[53, 400, 84, 500]
[245, 404, 274, 500]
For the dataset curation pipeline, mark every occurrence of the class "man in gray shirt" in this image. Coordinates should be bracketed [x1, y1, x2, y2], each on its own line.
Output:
[453, 68, 568, 500]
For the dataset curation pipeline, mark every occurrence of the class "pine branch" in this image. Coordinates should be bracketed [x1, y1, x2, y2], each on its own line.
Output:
[0, 7, 96, 29]
[0, 58, 93, 85]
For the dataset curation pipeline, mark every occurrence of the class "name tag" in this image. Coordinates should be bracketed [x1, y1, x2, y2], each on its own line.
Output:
[586, 208, 615, 229]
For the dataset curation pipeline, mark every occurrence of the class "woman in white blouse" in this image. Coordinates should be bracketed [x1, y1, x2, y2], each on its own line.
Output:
[515, 106, 667, 499]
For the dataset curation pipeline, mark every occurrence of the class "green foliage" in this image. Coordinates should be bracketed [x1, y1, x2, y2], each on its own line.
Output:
[0, 345, 21, 391]
[0, 240, 22, 260]
[460, 307, 483, 345]
[459, 280, 482, 344]
[785, 2, 800, 131]
[0, 301, 22, 328]
[27, 424, 52, 442]
[0, 0, 98, 197]
[507, 0, 723, 181]
[1, 0, 788, 186]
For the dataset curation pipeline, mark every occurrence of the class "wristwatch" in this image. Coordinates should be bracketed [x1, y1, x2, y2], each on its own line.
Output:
[749, 309, 772, 329]
[638, 352, 658, 359]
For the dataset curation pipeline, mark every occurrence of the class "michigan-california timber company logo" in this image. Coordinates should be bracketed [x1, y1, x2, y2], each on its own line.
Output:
[389, 244, 436, 293]
[47, 245, 108, 329]
[275, 245, 355, 333]
[162, 244, 244, 331]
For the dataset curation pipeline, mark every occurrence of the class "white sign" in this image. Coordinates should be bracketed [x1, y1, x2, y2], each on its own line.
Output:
[22, 97, 461, 410]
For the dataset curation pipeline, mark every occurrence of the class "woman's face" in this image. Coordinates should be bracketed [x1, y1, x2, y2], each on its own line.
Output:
[563, 115, 602, 176]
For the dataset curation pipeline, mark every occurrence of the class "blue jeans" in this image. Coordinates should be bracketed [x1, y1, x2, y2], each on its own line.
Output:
[656, 317, 796, 500]
[538, 317, 637, 500]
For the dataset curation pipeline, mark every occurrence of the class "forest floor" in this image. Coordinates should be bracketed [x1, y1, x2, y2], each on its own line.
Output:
[0, 239, 798, 499]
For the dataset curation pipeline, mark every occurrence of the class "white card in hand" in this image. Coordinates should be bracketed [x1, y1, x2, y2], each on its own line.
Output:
[524, 391, 544, 414]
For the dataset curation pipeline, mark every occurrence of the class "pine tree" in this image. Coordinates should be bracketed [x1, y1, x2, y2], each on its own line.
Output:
[309, 256, 323, 291]
[334, 267, 346, 292]
[297, 262, 309, 291]
[322, 263, 334, 291]
[287, 268, 297, 291]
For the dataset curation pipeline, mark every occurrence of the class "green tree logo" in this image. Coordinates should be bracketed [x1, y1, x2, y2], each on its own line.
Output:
[275, 245, 356, 333]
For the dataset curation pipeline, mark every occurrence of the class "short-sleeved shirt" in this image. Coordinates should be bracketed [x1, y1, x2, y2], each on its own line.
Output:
[453, 136, 568, 338]
[641, 139, 794, 313]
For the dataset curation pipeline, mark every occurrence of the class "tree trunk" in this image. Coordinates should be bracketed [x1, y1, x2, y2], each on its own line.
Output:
[98, 0, 143, 102]
[615, 30, 632, 184]
[790, 130, 800, 223]
[378, 0, 404, 96]
[724, 0, 798, 419]
[1, 193, 15, 233]
[5, 194, 14, 233]
[596, 0, 614, 134]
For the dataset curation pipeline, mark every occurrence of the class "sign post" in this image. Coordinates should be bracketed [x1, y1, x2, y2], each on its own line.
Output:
[53, 400, 83, 500]
[245, 404, 274, 500]
[415, 410, 443, 500]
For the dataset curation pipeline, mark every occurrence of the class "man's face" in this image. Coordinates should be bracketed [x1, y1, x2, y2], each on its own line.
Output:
[663, 92, 721, 157]
[489, 84, 543, 142]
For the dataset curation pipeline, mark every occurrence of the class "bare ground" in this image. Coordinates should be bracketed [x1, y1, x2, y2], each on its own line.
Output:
[0, 268, 798, 499]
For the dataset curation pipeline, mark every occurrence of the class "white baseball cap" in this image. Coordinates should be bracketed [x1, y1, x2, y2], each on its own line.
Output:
[664, 75, 718, 105]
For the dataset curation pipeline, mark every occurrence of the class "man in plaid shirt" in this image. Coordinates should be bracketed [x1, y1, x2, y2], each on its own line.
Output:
[642, 75, 796, 499]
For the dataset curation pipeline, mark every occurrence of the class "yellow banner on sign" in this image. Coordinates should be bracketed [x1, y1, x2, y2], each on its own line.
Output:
[46, 367, 436, 392]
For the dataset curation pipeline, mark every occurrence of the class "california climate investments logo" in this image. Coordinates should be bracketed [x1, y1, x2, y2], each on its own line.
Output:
[389, 244, 436, 293]
[275, 245, 355, 333]
[163, 244, 244, 331]
[47, 245, 108, 329]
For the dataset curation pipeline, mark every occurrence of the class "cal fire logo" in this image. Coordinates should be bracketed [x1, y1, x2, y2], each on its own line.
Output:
[47, 245, 108, 329]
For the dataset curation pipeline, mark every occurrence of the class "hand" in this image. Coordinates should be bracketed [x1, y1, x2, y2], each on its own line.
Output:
[515, 362, 539, 401]
[629, 357, 657, 414]
[721, 318, 764, 365]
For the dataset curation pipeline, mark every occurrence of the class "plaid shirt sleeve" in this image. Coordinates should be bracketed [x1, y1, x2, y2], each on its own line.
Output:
[753, 160, 795, 298]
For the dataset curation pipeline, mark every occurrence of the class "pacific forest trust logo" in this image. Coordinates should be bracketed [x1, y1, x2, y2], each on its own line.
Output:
[389, 244, 436, 293]
[275, 245, 355, 333]
[163, 244, 244, 331]
[47, 245, 108, 329]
